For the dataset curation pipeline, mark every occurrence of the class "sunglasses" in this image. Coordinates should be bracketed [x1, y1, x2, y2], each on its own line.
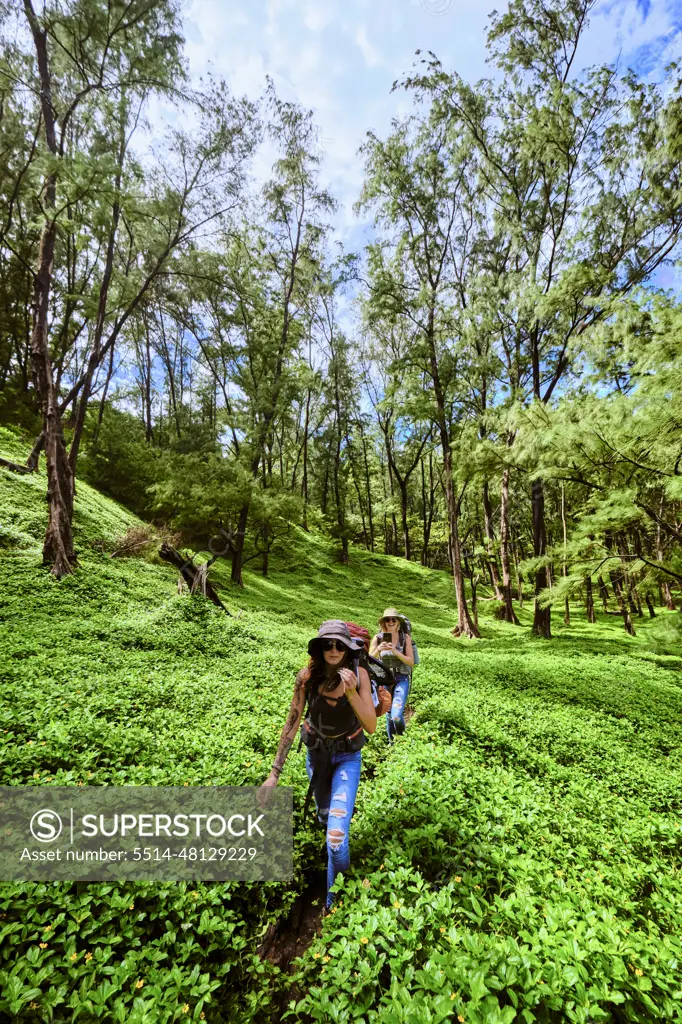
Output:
[384, 618, 397, 624]
[321, 639, 348, 651]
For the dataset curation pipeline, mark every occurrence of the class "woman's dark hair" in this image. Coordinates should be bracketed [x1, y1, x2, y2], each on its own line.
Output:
[305, 642, 354, 694]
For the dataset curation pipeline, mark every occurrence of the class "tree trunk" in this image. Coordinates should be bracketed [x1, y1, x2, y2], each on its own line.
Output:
[443, 449, 479, 638]
[499, 467, 520, 624]
[387, 459, 399, 556]
[645, 592, 656, 618]
[561, 481, 570, 624]
[585, 576, 596, 623]
[610, 569, 635, 635]
[531, 478, 551, 637]
[23, 0, 76, 578]
[359, 418, 375, 551]
[656, 505, 675, 609]
[262, 522, 269, 577]
[598, 575, 610, 612]
[482, 480, 503, 601]
[159, 544, 230, 613]
[231, 503, 249, 586]
[398, 477, 410, 560]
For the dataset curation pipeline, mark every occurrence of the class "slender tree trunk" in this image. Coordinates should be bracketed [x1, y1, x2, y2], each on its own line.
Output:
[443, 448, 479, 638]
[359, 420, 375, 552]
[531, 479, 551, 637]
[398, 478, 410, 560]
[482, 480, 503, 601]
[90, 344, 116, 449]
[610, 569, 635, 635]
[499, 466, 520, 624]
[231, 503, 249, 586]
[645, 592, 656, 618]
[560, 482, 570, 624]
[23, 0, 75, 577]
[585, 576, 596, 623]
[387, 459, 399, 556]
[301, 389, 310, 530]
[598, 575, 610, 612]
[512, 539, 524, 608]
[656, 505, 675, 609]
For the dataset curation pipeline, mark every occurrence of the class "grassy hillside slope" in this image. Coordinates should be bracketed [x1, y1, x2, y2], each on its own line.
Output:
[1, 427, 682, 1024]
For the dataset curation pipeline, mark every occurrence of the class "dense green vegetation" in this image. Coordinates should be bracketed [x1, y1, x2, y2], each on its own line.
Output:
[2, 427, 682, 1023]
[4, 0, 682, 1019]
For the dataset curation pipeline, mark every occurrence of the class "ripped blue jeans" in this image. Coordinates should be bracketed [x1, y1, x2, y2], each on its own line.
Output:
[386, 674, 411, 743]
[305, 748, 362, 909]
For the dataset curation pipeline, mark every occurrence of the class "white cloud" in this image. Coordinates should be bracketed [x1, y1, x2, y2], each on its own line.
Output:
[354, 24, 382, 68]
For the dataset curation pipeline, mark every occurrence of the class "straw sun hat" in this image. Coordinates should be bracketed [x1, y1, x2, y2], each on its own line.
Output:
[377, 608, 408, 629]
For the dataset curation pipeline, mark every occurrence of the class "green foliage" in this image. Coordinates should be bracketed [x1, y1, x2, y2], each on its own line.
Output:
[2, 428, 682, 1021]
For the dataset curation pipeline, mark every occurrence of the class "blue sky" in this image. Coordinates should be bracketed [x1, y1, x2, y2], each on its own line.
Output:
[178, 0, 682, 281]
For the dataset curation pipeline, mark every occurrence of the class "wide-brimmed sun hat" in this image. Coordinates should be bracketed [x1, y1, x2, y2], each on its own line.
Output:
[378, 608, 408, 629]
[307, 620, 355, 657]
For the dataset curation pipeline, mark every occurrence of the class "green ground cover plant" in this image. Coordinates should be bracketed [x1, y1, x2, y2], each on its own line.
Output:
[1, 430, 681, 1023]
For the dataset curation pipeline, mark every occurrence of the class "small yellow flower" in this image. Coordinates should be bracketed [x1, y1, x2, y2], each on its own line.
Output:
[474, 885, 481, 890]
[450, 992, 455, 1000]
[43, 925, 52, 932]
[439, 926, 446, 933]
[393, 901, 401, 909]
[458, 1016, 465, 1023]
[399, 789, 405, 795]
[85, 952, 93, 962]
[635, 969, 644, 977]
[129, 904, 134, 910]
[454, 875, 462, 883]
[362, 878, 371, 889]
[323, 955, 330, 963]
[136, 980, 144, 989]
[313, 952, 321, 959]
[200, 1015, 206, 1021]
[39, 942, 48, 949]
[182, 1005, 190, 1014]
[360, 937, 369, 945]
[70, 952, 78, 961]
[29, 1004, 39, 1011]
[27, 740, 33, 745]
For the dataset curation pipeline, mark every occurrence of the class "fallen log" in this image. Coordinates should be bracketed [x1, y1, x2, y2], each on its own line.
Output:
[0, 457, 33, 474]
[158, 543, 231, 615]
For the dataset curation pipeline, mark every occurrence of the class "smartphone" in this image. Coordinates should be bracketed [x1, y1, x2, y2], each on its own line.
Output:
[382, 632, 392, 643]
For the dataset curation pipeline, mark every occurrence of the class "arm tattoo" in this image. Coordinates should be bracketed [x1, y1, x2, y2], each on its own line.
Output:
[271, 672, 307, 778]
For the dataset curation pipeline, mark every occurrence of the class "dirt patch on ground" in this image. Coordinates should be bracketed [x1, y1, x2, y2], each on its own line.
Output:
[257, 869, 326, 972]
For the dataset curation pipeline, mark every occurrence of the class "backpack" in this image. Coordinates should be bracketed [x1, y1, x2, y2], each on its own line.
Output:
[400, 617, 420, 667]
[344, 621, 393, 715]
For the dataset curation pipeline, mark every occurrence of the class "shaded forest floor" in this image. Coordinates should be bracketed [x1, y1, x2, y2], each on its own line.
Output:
[2, 425, 682, 1023]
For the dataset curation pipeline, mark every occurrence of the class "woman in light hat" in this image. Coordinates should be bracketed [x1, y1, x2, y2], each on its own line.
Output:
[260, 620, 376, 910]
[369, 608, 414, 743]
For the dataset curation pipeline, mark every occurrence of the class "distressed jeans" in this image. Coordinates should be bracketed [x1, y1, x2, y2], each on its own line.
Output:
[305, 748, 362, 909]
[386, 674, 411, 743]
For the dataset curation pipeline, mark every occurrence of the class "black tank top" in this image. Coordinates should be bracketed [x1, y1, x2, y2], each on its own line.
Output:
[302, 669, 361, 739]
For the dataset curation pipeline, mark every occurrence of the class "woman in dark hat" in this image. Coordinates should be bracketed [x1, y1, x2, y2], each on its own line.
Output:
[369, 608, 414, 744]
[260, 620, 376, 910]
